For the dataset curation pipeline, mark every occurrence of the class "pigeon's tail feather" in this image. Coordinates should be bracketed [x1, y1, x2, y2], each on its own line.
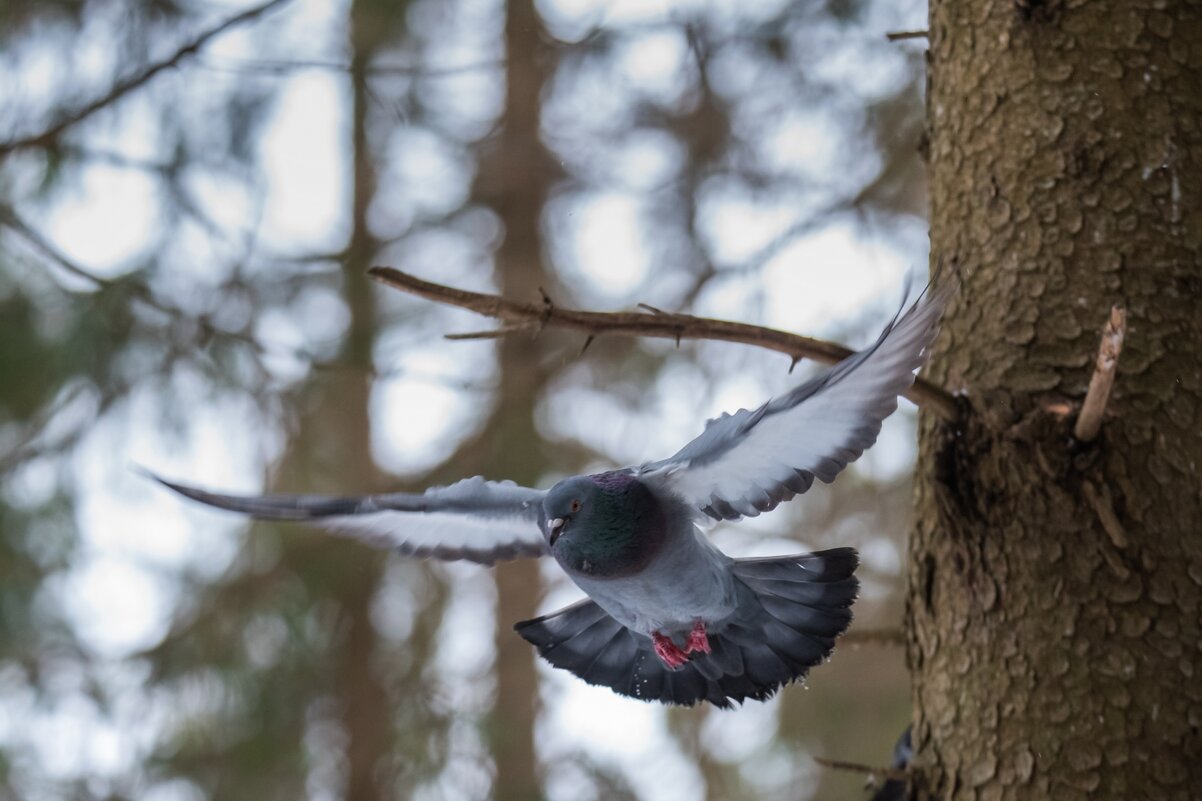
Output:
[514, 547, 858, 708]
[723, 547, 859, 694]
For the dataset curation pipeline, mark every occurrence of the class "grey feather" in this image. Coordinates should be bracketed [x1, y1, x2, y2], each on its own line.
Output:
[147, 472, 547, 565]
[515, 547, 859, 707]
[639, 280, 952, 521]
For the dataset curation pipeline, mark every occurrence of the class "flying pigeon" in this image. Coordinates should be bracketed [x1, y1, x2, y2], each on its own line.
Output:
[150, 280, 949, 707]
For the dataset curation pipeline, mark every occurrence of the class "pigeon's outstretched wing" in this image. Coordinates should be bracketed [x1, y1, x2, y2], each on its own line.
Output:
[639, 280, 951, 521]
[149, 473, 547, 564]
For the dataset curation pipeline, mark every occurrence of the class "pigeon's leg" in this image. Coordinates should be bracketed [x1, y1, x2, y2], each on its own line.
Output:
[685, 620, 711, 655]
[652, 632, 690, 669]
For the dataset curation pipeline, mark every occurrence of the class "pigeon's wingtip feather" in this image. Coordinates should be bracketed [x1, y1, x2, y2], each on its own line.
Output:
[138, 468, 197, 498]
[136, 468, 222, 509]
[132, 463, 172, 487]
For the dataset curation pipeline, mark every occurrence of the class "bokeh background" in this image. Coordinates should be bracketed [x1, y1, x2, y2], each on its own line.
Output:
[0, 0, 929, 799]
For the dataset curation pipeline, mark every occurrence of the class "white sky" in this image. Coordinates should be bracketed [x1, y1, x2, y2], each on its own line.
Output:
[2, 0, 929, 797]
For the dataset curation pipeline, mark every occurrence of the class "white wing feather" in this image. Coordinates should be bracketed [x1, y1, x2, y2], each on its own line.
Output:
[639, 281, 951, 521]
[151, 473, 547, 565]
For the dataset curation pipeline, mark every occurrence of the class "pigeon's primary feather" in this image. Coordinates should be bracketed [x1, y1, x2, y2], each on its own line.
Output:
[148, 473, 547, 564]
[515, 548, 858, 707]
[639, 281, 951, 521]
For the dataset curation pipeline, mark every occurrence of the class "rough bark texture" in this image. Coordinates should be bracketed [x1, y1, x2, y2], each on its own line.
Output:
[912, 2, 1202, 800]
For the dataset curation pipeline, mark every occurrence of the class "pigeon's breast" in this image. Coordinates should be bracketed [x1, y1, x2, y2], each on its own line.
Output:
[553, 512, 668, 579]
[569, 526, 737, 636]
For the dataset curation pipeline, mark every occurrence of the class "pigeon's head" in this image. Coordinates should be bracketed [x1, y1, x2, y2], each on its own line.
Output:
[543, 475, 601, 549]
[543, 472, 668, 577]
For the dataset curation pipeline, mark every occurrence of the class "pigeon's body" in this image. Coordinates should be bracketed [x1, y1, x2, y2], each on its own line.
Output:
[520, 468, 858, 705]
[568, 523, 736, 638]
[149, 278, 950, 707]
[550, 471, 738, 637]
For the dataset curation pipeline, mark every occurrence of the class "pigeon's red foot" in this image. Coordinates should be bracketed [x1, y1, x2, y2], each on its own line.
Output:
[652, 632, 690, 670]
[686, 620, 711, 655]
[652, 623, 711, 669]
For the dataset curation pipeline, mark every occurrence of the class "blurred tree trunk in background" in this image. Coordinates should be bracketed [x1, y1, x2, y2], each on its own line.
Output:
[477, 2, 556, 798]
[912, 2, 1202, 799]
[271, 1, 393, 798]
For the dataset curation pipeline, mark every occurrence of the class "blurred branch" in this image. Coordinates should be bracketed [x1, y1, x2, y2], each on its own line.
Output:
[368, 267, 960, 420]
[57, 146, 181, 175]
[0, 383, 94, 474]
[1, 208, 113, 288]
[813, 756, 907, 783]
[199, 57, 504, 77]
[0, 208, 313, 369]
[0, 0, 294, 157]
[733, 203, 851, 277]
[885, 30, 929, 42]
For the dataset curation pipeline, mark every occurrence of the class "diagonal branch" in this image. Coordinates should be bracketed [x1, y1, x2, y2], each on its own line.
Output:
[0, 0, 293, 157]
[368, 267, 960, 421]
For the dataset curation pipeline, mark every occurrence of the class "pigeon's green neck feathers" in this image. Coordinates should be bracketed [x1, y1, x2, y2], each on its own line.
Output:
[552, 472, 667, 578]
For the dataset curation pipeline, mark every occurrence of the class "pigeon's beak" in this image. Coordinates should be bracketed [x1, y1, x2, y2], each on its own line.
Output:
[548, 517, 565, 546]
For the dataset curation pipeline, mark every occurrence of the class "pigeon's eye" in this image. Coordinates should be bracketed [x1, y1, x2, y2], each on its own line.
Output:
[569, 499, 582, 513]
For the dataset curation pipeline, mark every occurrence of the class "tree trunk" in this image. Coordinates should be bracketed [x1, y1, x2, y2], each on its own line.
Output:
[912, 2, 1202, 800]
[275, 5, 391, 799]
[477, 2, 558, 799]
[336, 15, 390, 800]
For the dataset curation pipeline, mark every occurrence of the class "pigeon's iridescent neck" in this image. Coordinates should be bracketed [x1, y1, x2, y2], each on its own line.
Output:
[556, 471, 668, 579]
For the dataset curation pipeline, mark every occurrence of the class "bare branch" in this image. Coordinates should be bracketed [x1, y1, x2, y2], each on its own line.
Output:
[198, 56, 504, 77]
[885, 29, 929, 41]
[0, 0, 293, 157]
[1082, 480, 1129, 551]
[1074, 305, 1126, 442]
[812, 756, 908, 783]
[368, 267, 960, 420]
[0, 207, 314, 369]
[0, 208, 112, 288]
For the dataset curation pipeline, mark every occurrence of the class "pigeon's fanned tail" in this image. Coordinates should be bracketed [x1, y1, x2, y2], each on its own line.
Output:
[515, 547, 859, 707]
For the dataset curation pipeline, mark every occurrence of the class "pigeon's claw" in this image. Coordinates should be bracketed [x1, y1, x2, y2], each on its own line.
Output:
[686, 620, 711, 655]
[652, 632, 690, 670]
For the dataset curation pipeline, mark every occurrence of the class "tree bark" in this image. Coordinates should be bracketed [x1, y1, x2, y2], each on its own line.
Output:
[912, 3, 1202, 800]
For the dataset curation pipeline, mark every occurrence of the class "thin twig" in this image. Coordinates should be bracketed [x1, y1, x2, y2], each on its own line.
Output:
[1, 208, 112, 288]
[0, 0, 293, 157]
[198, 56, 504, 77]
[1082, 480, 1129, 551]
[885, 29, 929, 41]
[368, 267, 960, 420]
[0, 207, 320, 368]
[1074, 305, 1126, 442]
[812, 756, 907, 783]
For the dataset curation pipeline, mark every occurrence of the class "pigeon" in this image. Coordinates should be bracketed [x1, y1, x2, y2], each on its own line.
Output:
[150, 279, 949, 707]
